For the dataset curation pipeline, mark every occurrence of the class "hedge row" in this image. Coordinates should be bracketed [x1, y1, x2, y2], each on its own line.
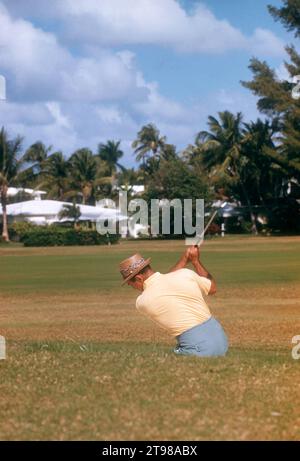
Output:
[20, 228, 119, 247]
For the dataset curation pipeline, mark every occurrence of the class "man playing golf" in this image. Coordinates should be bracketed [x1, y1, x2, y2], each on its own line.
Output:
[120, 246, 228, 357]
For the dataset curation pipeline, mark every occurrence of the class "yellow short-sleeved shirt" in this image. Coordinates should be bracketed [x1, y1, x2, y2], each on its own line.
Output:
[136, 268, 212, 337]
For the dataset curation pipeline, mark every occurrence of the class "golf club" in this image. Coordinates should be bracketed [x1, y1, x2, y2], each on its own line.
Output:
[194, 202, 228, 247]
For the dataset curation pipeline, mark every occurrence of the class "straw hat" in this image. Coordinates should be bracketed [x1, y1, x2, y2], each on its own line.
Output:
[119, 253, 151, 285]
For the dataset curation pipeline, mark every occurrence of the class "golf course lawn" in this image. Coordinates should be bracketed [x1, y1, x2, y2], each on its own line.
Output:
[0, 236, 299, 440]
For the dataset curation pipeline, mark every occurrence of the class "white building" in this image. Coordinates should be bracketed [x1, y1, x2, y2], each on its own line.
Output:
[1, 186, 149, 238]
[7, 187, 46, 200]
[0, 199, 128, 226]
[0, 198, 151, 238]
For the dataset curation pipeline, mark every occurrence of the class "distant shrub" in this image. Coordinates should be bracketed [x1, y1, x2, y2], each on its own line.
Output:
[223, 217, 252, 234]
[21, 227, 119, 246]
[10, 222, 40, 241]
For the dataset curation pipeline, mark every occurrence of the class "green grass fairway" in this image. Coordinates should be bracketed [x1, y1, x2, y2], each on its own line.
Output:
[0, 237, 300, 440]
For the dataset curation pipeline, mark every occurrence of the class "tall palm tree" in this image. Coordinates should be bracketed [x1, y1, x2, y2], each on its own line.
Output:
[242, 118, 284, 202]
[68, 148, 98, 204]
[0, 127, 24, 241]
[196, 111, 243, 170]
[196, 111, 258, 234]
[132, 124, 166, 163]
[98, 140, 125, 177]
[19, 141, 52, 188]
[25, 141, 52, 165]
[40, 151, 70, 201]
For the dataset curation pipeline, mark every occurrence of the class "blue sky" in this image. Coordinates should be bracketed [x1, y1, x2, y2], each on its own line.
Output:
[0, 0, 295, 167]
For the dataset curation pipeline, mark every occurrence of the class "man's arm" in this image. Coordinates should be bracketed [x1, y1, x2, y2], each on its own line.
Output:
[187, 247, 217, 295]
[168, 249, 189, 272]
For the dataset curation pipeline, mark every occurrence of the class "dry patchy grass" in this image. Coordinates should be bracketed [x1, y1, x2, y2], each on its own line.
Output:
[0, 237, 299, 440]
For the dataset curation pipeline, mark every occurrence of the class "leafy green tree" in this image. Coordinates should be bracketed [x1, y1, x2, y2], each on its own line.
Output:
[241, 0, 300, 180]
[139, 156, 161, 185]
[268, 0, 300, 37]
[160, 143, 177, 161]
[144, 156, 210, 237]
[145, 157, 209, 201]
[117, 167, 139, 187]
[116, 167, 142, 199]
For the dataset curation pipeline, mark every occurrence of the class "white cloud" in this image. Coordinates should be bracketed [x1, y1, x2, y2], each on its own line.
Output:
[216, 89, 261, 122]
[0, 103, 78, 154]
[2, 0, 285, 57]
[0, 1, 276, 168]
[0, 4, 68, 100]
[0, 101, 52, 125]
[0, 4, 147, 103]
[248, 28, 285, 57]
[96, 106, 122, 125]
[65, 1, 283, 57]
[133, 73, 189, 121]
[46, 102, 71, 129]
[0, 89, 263, 167]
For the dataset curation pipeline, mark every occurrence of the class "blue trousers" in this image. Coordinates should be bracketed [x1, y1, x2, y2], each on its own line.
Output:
[174, 317, 228, 357]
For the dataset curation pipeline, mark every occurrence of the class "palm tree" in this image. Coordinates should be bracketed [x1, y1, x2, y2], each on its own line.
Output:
[19, 141, 52, 188]
[132, 124, 166, 163]
[0, 127, 24, 241]
[25, 141, 52, 165]
[68, 148, 98, 205]
[242, 118, 284, 202]
[196, 111, 258, 234]
[40, 151, 70, 201]
[98, 140, 125, 177]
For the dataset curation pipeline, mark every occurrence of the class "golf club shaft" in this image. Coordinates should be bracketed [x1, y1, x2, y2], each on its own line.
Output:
[194, 209, 219, 247]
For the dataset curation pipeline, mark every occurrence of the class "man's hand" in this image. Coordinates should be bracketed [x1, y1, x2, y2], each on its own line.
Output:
[169, 245, 217, 294]
[185, 246, 200, 264]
